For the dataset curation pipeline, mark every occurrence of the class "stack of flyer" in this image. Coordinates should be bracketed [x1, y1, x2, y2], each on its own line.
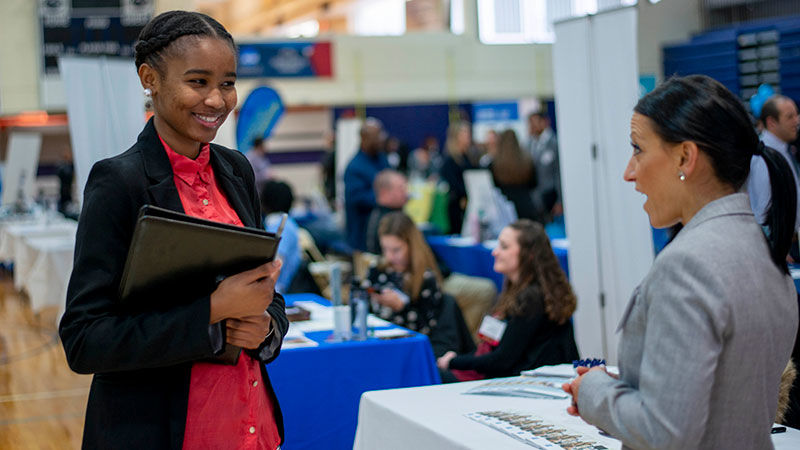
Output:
[466, 410, 617, 449]
[463, 376, 569, 399]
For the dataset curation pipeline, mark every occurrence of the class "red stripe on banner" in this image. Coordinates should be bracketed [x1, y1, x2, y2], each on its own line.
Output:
[310, 42, 333, 77]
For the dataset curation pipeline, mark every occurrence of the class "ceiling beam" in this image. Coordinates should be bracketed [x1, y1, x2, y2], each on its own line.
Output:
[232, 0, 354, 35]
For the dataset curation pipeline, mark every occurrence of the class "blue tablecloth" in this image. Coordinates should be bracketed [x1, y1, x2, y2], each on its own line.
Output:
[427, 236, 570, 290]
[789, 264, 800, 294]
[268, 293, 441, 450]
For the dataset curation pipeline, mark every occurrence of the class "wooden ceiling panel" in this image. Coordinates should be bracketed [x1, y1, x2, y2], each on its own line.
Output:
[196, 0, 355, 36]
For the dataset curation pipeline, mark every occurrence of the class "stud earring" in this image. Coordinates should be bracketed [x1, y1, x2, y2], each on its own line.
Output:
[143, 88, 152, 97]
[679, 171, 686, 181]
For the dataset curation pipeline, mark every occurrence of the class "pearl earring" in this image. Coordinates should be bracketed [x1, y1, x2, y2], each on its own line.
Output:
[679, 171, 686, 181]
[143, 88, 152, 97]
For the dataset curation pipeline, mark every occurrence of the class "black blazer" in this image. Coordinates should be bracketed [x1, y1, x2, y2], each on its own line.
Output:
[59, 119, 288, 450]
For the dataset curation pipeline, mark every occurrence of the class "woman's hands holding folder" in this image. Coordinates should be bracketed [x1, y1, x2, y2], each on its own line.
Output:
[227, 313, 273, 349]
[209, 260, 283, 326]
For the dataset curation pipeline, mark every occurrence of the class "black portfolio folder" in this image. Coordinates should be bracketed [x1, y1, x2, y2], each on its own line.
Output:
[119, 205, 283, 364]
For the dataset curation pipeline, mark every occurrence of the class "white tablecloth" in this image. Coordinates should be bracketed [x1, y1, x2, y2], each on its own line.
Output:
[0, 218, 75, 261]
[3, 222, 77, 291]
[354, 379, 800, 450]
[24, 235, 75, 312]
[0, 218, 77, 315]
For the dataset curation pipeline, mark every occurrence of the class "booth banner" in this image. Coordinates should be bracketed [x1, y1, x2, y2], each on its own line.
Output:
[39, 0, 154, 75]
[237, 42, 333, 78]
[235, 86, 285, 152]
[471, 101, 519, 123]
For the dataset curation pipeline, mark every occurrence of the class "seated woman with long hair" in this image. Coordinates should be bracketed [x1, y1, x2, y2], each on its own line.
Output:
[367, 211, 474, 357]
[437, 219, 578, 382]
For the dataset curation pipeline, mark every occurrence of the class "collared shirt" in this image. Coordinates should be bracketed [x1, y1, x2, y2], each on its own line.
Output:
[159, 137, 281, 450]
[746, 130, 800, 228]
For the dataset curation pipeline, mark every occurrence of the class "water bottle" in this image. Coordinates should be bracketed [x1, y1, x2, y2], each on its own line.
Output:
[350, 279, 370, 340]
[478, 209, 490, 242]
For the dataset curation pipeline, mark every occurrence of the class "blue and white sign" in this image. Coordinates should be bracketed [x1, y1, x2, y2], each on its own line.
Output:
[472, 101, 520, 123]
[237, 42, 333, 79]
[236, 86, 285, 152]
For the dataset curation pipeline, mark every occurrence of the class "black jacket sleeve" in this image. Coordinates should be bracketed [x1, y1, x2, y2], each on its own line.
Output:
[60, 158, 220, 374]
[448, 313, 544, 374]
[232, 148, 289, 362]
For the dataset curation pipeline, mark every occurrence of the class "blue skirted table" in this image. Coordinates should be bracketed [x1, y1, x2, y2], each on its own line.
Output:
[427, 236, 570, 290]
[267, 293, 441, 450]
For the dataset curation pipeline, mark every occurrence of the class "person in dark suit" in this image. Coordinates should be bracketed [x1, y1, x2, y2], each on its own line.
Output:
[437, 219, 578, 382]
[344, 118, 389, 251]
[59, 11, 288, 450]
[365, 169, 408, 254]
[439, 121, 475, 234]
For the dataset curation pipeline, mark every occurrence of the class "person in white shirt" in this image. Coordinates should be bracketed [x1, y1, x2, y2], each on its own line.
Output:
[747, 95, 800, 229]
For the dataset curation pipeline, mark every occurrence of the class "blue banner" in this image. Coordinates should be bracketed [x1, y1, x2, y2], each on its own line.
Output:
[472, 101, 519, 123]
[237, 42, 333, 79]
[236, 86, 285, 152]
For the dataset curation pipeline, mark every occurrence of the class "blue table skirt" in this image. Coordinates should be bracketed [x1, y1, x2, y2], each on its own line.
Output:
[789, 264, 800, 294]
[268, 293, 441, 450]
[427, 236, 570, 290]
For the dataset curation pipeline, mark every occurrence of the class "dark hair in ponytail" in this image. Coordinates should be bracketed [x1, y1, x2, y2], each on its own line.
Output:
[134, 10, 235, 73]
[756, 142, 797, 273]
[635, 75, 795, 273]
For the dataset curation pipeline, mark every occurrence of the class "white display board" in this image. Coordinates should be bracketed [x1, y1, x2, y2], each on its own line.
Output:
[335, 117, 364, 211]
[59, 56, 145, 206]
[211, 111, 237, 150]
[2, 132, 42, 207]
[462, 169, 516, 239]
[553, 7, 654, 363]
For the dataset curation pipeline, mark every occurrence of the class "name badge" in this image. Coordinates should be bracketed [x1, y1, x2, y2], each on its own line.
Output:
[477, 315, 507, 346]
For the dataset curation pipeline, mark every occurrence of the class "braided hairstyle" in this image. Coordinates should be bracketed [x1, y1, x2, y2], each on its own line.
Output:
[134, 10, 235, 73]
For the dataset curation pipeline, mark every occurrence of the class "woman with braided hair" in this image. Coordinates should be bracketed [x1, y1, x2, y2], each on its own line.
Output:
[60, 11, 287, 449]
[437, 219, 579, 382]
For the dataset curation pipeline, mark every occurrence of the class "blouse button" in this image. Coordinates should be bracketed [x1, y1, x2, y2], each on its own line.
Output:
[202, 199, 209, 206]
[249, 426, 256, 434]
[252, 380, 258, 387]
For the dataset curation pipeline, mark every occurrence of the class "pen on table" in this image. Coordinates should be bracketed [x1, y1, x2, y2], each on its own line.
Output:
[771, 426, 786, 434]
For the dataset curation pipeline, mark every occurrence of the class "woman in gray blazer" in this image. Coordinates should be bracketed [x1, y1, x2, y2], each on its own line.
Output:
[562, 75, 799, 449]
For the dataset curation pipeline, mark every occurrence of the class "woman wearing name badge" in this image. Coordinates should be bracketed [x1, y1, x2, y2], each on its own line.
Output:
[437, 219, 579, 382]
[562, 75, 798, 449]
[59, 11, 288, 450]
[366, 211, 473, 357]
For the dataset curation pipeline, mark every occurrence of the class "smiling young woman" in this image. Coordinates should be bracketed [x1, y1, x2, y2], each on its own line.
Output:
[59, 11, 288, 450]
